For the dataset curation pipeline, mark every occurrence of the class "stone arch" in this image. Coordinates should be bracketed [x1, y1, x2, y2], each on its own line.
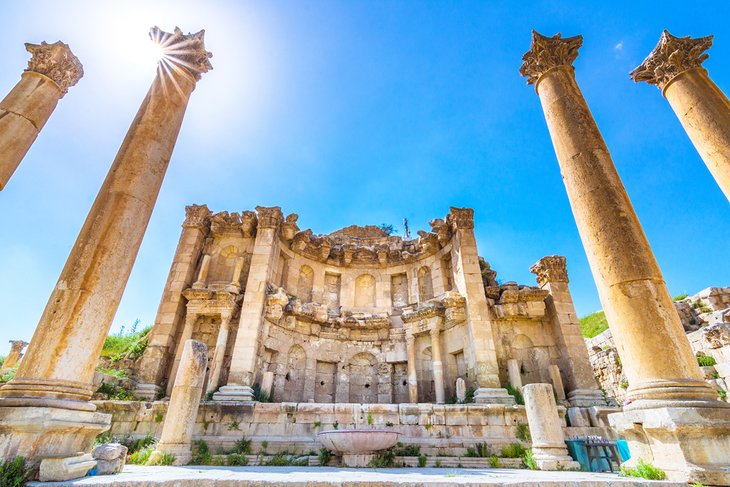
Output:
[280, 344, 306, 402]
[297, 265, 314, 302]
[208, 245, 239, 283]
[348, 352, 377, 403]
[418, 266, 434, 302]
[354, 274, 376, 308]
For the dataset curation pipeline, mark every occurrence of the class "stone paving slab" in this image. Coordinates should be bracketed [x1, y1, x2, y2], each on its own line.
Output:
[30, 465, 684, 486]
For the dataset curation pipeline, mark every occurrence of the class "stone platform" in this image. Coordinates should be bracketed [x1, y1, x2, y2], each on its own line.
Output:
[30, 465, 684, 486]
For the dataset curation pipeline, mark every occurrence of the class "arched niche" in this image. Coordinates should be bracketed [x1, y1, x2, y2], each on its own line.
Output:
[418, 266, 434, 302]
[279, 344, 306, 402]
[354, 274, 376, 308]
[348, 352, 377, 403]
[208, 245, 239, 283]
[297, 265, 314, 302]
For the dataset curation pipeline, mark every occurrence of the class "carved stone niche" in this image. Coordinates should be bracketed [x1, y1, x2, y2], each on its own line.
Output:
[490, 283, 549, 321]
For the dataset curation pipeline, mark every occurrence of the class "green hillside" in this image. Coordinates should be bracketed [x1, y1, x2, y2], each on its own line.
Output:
[579, 311, 609, 338]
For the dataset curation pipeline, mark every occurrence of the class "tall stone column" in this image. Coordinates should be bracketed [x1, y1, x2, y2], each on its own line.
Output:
[0, 27, 212, 466]
[448, 207, 513, 404]
[430, 327, 445, 404]
[0, 41, 82, 191]
[166, 309, 199, 395]
[214, 206, 283, 401]
[134, 205, 211, 400]
[520, 31, 730, 484]
[149, 340, 207, 466]
[205, 311, 233, 395]
[406, 334, 418, 403]
[1, 340, 29, 371]
[530, 256, 604, 406]
[632, 31, 730, 202]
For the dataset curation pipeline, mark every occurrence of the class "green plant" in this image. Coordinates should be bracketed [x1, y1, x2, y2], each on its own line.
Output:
[579, 311, 609, 338]
[418, 454, 427, 467]
[95, 366, 130, 379]
[154, 412, 164, 423]
[128, 442, 156, 465]
[0, 368, 17, 384]
[0, 456, 29, 487]
[202, 418, 210, 431]
[465, 388, 475, 403]
[697, 353, 717, 367]
[691, 482, 708, 487]
[318, 447, 332, 466]
[516, 422, 531, 441]
[313, 421, 321, 429]
[147, 452, 175, 466]
[434, 459, 443, 468]
[500, 443, 526, 458]
[718, 388, 727, 400]
[393, 443, 420, 456]
[424, 422, 432, 430]
[672, 293, 689, 301]
[190, 440, 212, 465]
[96, 381, 136, 400]
[620, 378, 629, 389]
[101, 324, 152, 361]
[620, 459, 667, 480]
[505, 385, 524, 405]
[488, 455, 500, 468]
[522, 449, 538, 470]
[367, 412, 373, 425]
[369, 448, 396, 467]
[385, 421, 394, 427]
[232, 437, 252, 455]
[251, 383, 271, 403]
[465, 442, 490, 458]
[227, 420, 241, 431]
[227, 453, 249, 466]
[332, 421, 339, 430]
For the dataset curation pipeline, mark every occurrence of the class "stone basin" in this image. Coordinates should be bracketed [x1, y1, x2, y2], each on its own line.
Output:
[317, 429, 401, 466]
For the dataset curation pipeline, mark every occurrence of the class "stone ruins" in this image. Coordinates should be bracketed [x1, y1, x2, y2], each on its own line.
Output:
[0, 23, 728, 486]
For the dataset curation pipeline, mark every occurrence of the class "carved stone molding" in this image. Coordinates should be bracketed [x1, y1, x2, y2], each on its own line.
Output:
[519, 31, 583, 86]
[24, 41, 83, 97]
[210, 211, 242, 236]
[255, 206, 283, 229]
[631, 30, 713, 90]
[150, 26, 213, 81]
[530, 255, 569, 286]
[447, 207, 475, 230]
[241, 211, 257, 237]
[183, 204, 212, 230]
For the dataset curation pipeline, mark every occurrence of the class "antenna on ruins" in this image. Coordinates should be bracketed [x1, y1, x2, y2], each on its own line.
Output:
[403, 218, 411, 239]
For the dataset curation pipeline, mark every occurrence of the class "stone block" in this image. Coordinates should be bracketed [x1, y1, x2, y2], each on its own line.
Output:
[39, 453, 96, 482]
[91, 443, 127, 475]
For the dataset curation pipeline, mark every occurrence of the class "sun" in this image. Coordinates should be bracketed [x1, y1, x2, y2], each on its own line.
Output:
[145, 36, 167, 67]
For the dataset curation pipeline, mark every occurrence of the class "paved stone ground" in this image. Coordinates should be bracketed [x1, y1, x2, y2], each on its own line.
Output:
[30, 465, 684, 486]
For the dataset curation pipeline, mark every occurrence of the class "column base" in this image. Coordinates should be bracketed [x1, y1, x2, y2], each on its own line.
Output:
[609, 405, 730, 485]
[212, 384, 255, 402]
[149, 443, 192, 466]
[39, 453, 96, 482]
[0, 400, 111, 465]
[133, 383, 162, 401]
[342, 453, 375, 467]
[533, 446, 581, 471]
[474, 387, 516, 405]
[567, 388, 606, 407]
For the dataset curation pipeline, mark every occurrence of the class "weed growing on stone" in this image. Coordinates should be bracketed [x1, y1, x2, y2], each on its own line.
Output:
[418, 454, 428, 467]
[147, 453, 175, 466]
[0, 456, 29, 487]
[227, 453, 249, 466]
[516, 422, 531, 441]
[190, 440, 212, 465]
[505, 386, 524, 405]
[318, 447, 332, 466]
[500, 443, 526, 458]
[620, 459, 667, 480]
[522, 450, 538, 470]
[232, 437, 252, 455]
[488, 455, 501, 468]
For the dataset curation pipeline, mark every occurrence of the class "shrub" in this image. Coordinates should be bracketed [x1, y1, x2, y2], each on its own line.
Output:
[128, 444, 155, 465]
[232, 437, 252, 455]
[318, 447, 332, 466]
[252, 383, 271, 402]
[488, 455, 501, 468]
[718, 388, 727, 400]
[95, 366, 129, 379]
[505, 385, 524, 405]
[227, 453, 249, 466]
[522, 450, 538, 470]
[313, 421, 321, 429]
[369, 448, 396, 467]
[465, 443, 490, 458]
[620, 378, 629, 390]
[393, 442, 420, 456]
[96, 381, 136, 400]
[672, 293, 689, 301]
[190, 440, 212, 465]
[697, 353, 717, 367]
[418, 454, 427, 467]
[620, 459, 667, 480]
[579, 311, 609, 338]
[500, 443, 526, 458]
[0, 368, 16, 384]
[516, 422, 531, 441]
[0, 456, 29, 487]
[147, 453, 175, 466]
[265, 453, 306, 466]
[101, 324, 152, 361]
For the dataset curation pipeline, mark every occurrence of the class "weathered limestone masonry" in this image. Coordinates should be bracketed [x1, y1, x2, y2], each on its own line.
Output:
[0, 27, 212, 474]
[520, 30, 730, 484]
[0, 41, 82, 191]
[149, 340, 208, 466]
[136, 205, 604, 411]
[632, 31, 730, 202]
[1, 340, 28, 371]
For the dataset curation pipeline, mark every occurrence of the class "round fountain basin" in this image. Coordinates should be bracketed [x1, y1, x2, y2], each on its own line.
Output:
[317, 429, 401, 454]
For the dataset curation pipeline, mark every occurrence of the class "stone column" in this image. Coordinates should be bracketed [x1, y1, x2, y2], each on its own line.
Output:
[430, 327, 445, 404]
[166, 310, 199, 395]
[214, 206, 283, 401]
[506, 359, 522, 389]
[406, 334, 418, 403]
[192, 254, 211, 289]
[520, 31, 730, 484]
[225, 256, 245, 293]
[530, 256, 604, 406]
[0, 27, 212, 466]
[523, 383, 580, 471]
[0, 41, 82, 191]
[205, 311, 233, 395]
[1, 340, 28, 371]
[135, 206, 211, 399]
[448, 207, 513, 404]
[548, 364, 566, 402]
[149, 340, 207, 466]
[631, 31, 730, 202]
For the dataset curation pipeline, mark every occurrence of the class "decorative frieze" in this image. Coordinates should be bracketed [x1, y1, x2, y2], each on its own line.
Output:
[210, 211, 242, 236]
[25, 41, 83, 97]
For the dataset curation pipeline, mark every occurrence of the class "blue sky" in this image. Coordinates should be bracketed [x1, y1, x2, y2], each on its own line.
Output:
[0, 0, 728, 350]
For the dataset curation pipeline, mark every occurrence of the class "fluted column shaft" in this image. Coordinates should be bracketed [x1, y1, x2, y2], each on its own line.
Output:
[521, 32, 719, 410]
[206, 312, 232, 395]
[406, 335, 418, 403]
[192, 254, 211, 288]
[0, 42, 82, 190]
[167, 311, 199, 394]
[430, 328, 445, 404]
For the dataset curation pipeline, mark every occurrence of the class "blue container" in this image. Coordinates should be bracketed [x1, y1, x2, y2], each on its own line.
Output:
[616, 439, 630, 462]
[565, 439, 589, 471]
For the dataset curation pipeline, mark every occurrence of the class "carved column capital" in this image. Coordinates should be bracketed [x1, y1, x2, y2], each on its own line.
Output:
[183, 204, 212, 230]
[150, 26, 213, 82]
[519, 31, 583, 86]
[24, 41, 83, 97]
[447, 207, 475, 230]
[255, 206, 284, 229]
[530, 255, 569, 286]
[631, 30, 713, 91]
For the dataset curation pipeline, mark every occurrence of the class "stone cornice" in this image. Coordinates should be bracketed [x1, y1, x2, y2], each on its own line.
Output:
[519, 31, 583, 86]
[256, 206, 283, 229]
[151, 26, 213, 81]
[530, 255, 569, 285]
[631, 30, 713, 90]
[183, 204, 212, 230]
[24, 41, 83, 97]
[210, 211, 243, 236]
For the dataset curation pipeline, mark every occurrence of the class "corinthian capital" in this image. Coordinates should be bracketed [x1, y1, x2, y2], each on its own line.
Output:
[631, 30, 713, 90]
[151, 26, 213, 81]
[530, 255, 569, 286]
[256, 206, 284, 229]
[447, 207, 474, 230]
[183, 204, 212, 230]
[519, 31, 583, 85]
[24, 41, 83, 97]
